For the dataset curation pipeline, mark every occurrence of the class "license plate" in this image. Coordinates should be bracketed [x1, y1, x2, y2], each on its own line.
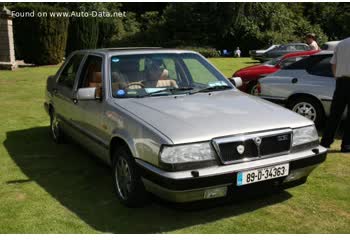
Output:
[237, 163, 289, 186]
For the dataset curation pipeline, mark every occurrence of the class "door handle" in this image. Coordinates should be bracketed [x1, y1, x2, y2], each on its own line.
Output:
[291, 78, 298, 84]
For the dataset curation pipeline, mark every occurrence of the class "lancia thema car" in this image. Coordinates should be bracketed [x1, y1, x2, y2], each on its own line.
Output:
[44, 48, 327, 207]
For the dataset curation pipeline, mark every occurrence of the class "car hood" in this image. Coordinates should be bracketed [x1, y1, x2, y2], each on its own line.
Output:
[115, 90, 313, 144]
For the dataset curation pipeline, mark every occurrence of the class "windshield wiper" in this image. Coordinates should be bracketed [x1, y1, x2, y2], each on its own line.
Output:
[142, 87, 194, 97]
[189, 85, 232, 95]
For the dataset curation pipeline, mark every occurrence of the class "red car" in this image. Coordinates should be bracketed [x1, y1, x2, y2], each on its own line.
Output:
[233, 50, 320, 94]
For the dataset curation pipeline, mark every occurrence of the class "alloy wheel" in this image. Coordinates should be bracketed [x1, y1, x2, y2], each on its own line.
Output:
[292, 102, 317, 122]
[115, 156, 132, 200]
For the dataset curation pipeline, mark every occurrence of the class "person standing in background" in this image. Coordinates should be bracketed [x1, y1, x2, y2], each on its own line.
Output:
[321, 37, 350, 153]
[234, 47, 241, 57]
[306, 33, 320, 50]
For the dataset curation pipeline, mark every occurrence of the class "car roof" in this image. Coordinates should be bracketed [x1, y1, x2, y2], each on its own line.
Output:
[283, 43, 308, 46]
[324, 41, 340, 45]
[73, 47, 198, 57]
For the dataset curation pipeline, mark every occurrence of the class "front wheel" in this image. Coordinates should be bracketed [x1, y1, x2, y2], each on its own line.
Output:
[289, 97, 325, 128]
[112, 146, 148, 207]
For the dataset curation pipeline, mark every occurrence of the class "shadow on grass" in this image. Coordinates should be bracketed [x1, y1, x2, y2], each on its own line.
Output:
[4, 127, 292, 233]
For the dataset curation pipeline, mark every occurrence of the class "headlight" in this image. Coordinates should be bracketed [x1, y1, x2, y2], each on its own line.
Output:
[160, 142, 217, 170]
[292, 125, 319, 147]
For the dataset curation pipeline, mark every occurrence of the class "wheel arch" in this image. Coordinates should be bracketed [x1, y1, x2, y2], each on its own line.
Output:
[109, 136, 134, 165]
[286, 93, 323, 110]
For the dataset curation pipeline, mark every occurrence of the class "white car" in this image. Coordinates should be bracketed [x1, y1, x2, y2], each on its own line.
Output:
[321, 41, 340, 51]
[249, 45, 279, 61]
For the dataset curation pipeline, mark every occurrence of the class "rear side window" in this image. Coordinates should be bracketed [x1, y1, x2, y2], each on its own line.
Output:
[58, 54, 84, 89]
[306, 56, 333, 77]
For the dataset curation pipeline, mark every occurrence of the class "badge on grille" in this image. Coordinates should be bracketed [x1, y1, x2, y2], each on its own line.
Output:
[254, 137, 262, 145]
[236, 145, 245, 154]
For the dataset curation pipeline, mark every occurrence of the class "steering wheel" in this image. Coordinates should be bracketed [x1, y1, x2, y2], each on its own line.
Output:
[127, 82, 145, 89]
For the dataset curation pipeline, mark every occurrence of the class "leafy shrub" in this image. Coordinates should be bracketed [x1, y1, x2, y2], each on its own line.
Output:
[12, 4, 68, 65]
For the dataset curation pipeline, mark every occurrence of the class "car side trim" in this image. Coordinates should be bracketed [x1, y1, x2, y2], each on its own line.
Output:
[57, 114, 109, 149]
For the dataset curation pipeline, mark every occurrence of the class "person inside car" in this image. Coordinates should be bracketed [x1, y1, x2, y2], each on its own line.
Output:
[144, 60, 178, 88]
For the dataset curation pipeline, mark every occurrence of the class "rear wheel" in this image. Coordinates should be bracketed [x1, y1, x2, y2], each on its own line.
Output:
[112, 146, 148, 207]
[50, 110, 65, 143]
[289, 96, 325, 128]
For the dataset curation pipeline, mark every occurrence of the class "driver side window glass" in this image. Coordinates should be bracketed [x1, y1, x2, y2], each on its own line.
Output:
[57, 54, 84, 89]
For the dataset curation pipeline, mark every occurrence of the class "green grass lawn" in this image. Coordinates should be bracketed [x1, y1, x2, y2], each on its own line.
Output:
[0, 58, 349, 233]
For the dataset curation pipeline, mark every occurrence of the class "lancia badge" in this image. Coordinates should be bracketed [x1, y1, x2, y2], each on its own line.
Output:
[237, 145, 245, 154]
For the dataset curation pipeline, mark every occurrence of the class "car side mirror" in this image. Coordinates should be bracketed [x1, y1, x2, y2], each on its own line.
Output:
[76, 87, 100, 100]
[228, 77, 243, 88]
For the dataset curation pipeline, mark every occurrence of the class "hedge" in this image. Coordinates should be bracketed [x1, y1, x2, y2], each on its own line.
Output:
[12, 4, 68, 65]
[176, 46, 220, 58]
[65, 17, 99, 56]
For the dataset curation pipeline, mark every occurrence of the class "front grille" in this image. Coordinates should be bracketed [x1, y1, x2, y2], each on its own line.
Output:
[213, 130, 292, 164]
[219, 140, 258, 162]
[260, 134, 291, 156]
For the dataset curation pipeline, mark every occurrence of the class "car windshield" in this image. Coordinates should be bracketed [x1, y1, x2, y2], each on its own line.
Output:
[110, 53, 233, 98]
[264, 57, 281, 66]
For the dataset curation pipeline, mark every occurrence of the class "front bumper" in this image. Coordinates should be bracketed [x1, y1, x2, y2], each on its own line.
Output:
[136, 146, 327, 203]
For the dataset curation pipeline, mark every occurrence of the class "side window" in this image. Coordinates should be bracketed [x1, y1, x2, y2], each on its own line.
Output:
[78, 55, 103, 89]
[287, 45, 296, 51]
[278, 45, 287, 51]
[57, 54, 84, 89]
[306, 56, 333, 77]
[294, 45, 306, 51]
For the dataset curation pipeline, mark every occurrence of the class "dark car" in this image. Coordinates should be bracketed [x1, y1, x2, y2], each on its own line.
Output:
[258, 43, 311, 62]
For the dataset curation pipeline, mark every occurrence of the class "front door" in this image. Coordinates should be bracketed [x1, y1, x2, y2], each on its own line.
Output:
[72, 54, 109, 162]
[53, 53, 84, 132]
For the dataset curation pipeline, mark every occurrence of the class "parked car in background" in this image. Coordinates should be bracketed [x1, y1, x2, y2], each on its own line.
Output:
[321, 41, 340, 51]
[259, 43, 311, 62]
[44, 48, 327, 207]
[233, 50, 320, 94]
[258, 51, 347, 127]
[249, 45, 279, 61]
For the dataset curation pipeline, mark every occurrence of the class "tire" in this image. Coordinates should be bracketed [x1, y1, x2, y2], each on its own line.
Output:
[247, 81, 259, 96]
[112, 146, 148, 207]
[50, 110, 65, 143]
[288, 96, 325, 128]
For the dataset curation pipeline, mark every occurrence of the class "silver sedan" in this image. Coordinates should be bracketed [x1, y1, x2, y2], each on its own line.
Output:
[259, 51, 347, 127]
[44, 48, 327, 207]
